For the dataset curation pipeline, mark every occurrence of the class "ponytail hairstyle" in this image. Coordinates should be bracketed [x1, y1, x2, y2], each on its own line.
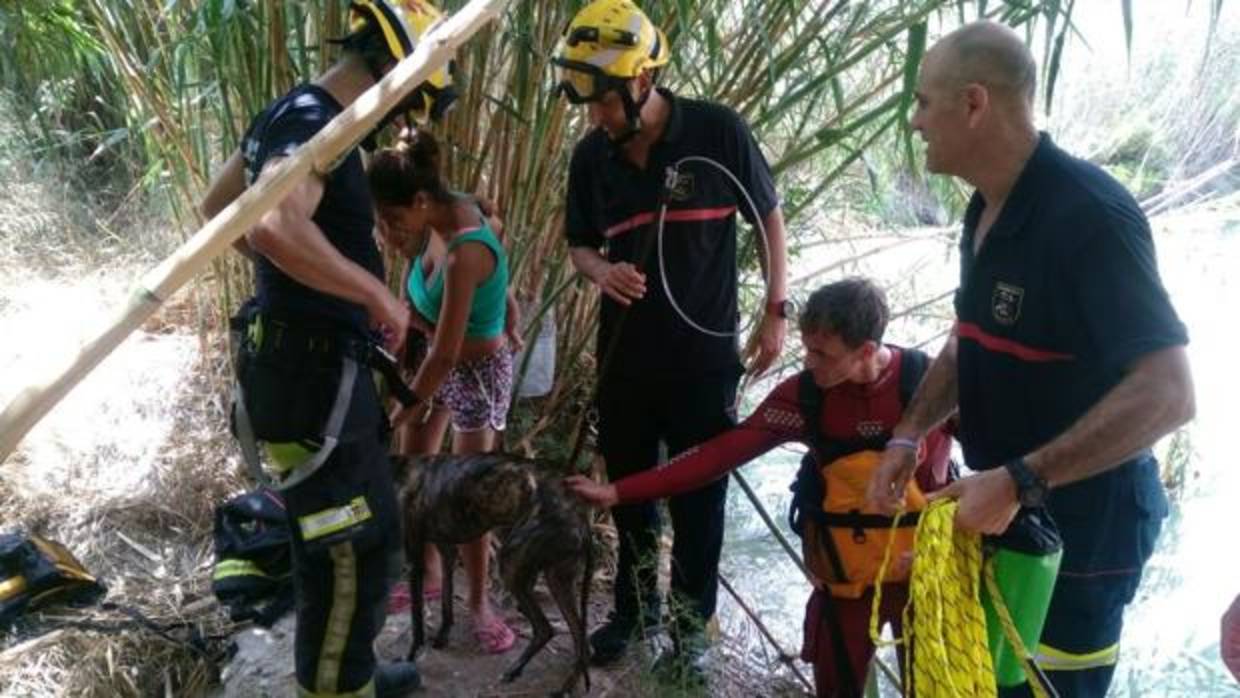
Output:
[368, 129, 451, 208]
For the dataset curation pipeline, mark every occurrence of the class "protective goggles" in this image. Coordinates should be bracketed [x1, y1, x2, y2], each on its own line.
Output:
[552, 58, 629, 104]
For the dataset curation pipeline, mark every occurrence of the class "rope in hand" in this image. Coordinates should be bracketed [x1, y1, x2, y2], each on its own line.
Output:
[869, 499, 1052, 698]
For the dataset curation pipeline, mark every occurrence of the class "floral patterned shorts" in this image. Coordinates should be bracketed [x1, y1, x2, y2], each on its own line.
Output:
[434, 348, 513, 433]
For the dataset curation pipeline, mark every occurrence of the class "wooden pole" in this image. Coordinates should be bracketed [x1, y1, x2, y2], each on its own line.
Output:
[0, 0, 508, 464]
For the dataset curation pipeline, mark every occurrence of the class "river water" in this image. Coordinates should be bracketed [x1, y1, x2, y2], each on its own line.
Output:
[716, 205, 1240, 696]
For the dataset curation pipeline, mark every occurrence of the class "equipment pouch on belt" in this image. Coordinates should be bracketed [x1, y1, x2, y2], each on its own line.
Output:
[280, 446, 389, 558]
[230, 304, 350, 445]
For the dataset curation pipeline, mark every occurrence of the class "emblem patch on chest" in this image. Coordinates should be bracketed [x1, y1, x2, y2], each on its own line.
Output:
[667, 171, 695, 202]
[991, 282, 1024, 326]
[857, 420, 885, 439]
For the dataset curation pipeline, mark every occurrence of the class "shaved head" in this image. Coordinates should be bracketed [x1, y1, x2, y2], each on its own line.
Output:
[926, 20, 1037, 106]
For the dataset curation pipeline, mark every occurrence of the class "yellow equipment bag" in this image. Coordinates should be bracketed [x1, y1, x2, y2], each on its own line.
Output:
[802, 450, 926, 598]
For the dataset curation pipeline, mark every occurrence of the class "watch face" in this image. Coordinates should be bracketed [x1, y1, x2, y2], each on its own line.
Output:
[1019, 482, 1047, 508]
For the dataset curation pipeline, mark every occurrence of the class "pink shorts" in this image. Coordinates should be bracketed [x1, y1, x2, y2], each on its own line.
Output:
[432, 348, 513, 432]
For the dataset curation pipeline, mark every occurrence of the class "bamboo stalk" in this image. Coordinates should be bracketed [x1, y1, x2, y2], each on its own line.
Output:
[717, 573, 815, 695]
[731, 471, 812, 581]
[0, 0, 509, 465]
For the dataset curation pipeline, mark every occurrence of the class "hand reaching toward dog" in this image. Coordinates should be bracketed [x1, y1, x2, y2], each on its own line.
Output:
[563, 475, 618, 508]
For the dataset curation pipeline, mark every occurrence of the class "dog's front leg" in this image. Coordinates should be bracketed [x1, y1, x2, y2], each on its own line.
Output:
[433, 541, 456, 649]
[408, 532, 427, 659]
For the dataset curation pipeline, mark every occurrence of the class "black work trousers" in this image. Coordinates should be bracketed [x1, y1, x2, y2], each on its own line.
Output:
[284, 432, 400, 696]
[597, 367, 740, 635]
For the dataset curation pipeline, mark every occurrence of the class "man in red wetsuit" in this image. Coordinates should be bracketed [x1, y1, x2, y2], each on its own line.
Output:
[567, 277, 953, 697]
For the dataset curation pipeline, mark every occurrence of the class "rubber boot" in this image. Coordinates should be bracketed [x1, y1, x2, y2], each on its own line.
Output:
[375, 661, 422, 697]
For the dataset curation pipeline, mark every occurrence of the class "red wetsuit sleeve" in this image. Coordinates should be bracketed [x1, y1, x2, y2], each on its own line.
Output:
[613, 377, 805, 505]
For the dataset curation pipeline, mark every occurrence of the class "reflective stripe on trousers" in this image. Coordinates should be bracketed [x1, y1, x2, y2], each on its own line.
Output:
[1034, 641, 1120, 671]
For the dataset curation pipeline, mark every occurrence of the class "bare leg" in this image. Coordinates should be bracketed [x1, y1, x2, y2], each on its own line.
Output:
[452, 427, 499, 625]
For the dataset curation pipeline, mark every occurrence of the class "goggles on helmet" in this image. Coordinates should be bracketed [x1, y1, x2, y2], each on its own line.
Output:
[552, 59, 632, 104]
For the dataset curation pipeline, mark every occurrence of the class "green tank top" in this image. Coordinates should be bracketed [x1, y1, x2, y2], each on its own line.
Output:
[407, 222, 508, 339]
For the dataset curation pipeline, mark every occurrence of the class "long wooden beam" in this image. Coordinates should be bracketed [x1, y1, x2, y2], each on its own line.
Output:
[0, 0, 509, 464]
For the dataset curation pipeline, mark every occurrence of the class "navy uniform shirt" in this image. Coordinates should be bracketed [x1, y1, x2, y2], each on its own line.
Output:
[240, 84, 385, 439]
[954, 133, 1188, 574]
[242, 84, 383, 335]
[565, 88, 778, 379]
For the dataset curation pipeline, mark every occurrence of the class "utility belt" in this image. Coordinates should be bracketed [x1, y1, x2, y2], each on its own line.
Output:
[229, 301, 414, 493]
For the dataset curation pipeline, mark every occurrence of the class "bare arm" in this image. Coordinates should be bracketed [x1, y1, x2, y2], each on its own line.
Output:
[745, 206, 789, 376]
[399, 242, 489, 417]
[928, 344, 1194, 534]
[893, 333, 960, 440]
[568, 245, 646, 306]
[247, 158, 407, 349]
[1027, 345, 1194, 487]
[867, 333, 959, 512]
[198, 150, 255, 260]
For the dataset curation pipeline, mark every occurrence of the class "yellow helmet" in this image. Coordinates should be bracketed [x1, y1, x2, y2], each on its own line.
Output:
[344, 0, 456, 123]
[553, 0, 670, 104]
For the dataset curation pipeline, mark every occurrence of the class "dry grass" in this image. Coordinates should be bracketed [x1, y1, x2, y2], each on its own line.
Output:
[0, 332, 246, 697]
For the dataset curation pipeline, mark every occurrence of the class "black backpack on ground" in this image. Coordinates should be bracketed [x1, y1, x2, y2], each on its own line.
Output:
[211, 488, 294, 627]
[0, 532, 105, 629]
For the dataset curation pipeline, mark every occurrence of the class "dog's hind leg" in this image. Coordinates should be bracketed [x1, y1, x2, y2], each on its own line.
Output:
[546, 558, 589, 697]
[433, 541, 457, 649]
[499, 558, 552, 683]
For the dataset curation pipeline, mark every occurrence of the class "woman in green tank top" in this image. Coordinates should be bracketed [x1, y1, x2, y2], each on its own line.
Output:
[369, 131, 522, 654]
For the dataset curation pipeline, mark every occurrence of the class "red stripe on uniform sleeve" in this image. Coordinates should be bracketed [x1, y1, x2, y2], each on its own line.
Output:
[957, 322, 1075, 362]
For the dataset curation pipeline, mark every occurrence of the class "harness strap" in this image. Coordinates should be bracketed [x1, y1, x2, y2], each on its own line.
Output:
[233, 356, 358, 492]
[820, 511, 922, 529]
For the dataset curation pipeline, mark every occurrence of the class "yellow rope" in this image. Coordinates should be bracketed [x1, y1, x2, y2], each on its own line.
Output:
[869, 500, 1053, 698]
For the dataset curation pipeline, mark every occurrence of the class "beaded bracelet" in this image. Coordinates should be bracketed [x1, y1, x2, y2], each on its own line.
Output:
[886, 436, 919, 451]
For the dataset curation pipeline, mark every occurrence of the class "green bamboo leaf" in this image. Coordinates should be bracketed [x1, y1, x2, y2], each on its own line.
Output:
[899, 21, 928, 169]
[1121, 0, 1134, 66]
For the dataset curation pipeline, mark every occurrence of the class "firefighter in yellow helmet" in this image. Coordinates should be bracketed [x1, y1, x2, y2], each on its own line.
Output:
[198, 2, 461, 695]
[552, 0, 669, 144]
[556, 0, 790, 686]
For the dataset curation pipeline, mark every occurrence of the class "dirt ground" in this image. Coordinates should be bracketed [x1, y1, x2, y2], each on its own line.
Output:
[210, 566, 802, 698]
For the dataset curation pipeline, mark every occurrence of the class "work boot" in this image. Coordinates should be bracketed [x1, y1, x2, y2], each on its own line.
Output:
[651, 629, 710, 690]
[589, 608, 661, 665]
[375, 661, 422, 697]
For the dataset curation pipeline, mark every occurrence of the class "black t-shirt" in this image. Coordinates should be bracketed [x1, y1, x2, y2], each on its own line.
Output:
[565, 88, 778, 379]
[241, 84, 383, 334]
[954, 133, 1187, 572]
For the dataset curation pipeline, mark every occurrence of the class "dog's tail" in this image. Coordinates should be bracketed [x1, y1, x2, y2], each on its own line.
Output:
[581, 518, 594, 691]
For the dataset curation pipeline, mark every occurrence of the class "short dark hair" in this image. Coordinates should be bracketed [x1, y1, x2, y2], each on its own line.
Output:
[798, 277, 889, 348]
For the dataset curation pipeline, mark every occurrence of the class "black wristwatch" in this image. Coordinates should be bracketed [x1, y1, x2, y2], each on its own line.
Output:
[1004, 456, 1049, 508]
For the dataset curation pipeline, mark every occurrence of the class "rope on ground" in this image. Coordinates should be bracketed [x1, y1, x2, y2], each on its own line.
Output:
[718, 573, 815, 695]
[870, 500, 1053, 698]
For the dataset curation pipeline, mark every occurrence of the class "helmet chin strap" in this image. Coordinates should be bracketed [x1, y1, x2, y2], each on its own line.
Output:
[608, 85, 652, 146]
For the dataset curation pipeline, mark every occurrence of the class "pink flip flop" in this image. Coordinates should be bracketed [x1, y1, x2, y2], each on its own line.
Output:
[473, 616, 516, 654]
[386, 581, 442, 615]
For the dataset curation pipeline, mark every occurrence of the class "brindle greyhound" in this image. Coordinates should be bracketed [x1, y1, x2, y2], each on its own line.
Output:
[392, 453, 594, 696]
